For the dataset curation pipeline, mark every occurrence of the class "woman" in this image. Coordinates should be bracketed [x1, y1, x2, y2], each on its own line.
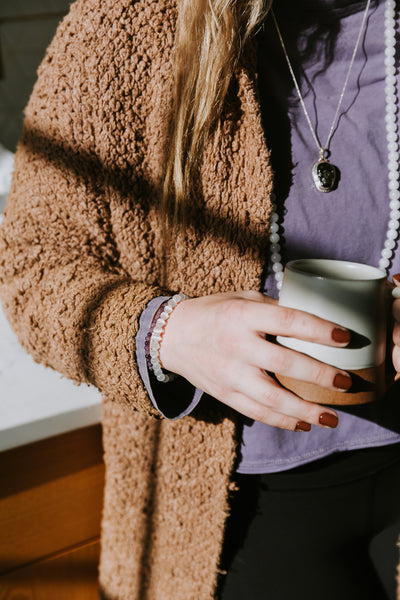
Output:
[1, 0, 400, 598]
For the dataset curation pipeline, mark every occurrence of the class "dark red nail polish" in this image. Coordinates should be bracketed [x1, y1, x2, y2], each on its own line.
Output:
[393, 273, 400, 284]
[332, 328, 351, 344]
[319, 413, 339, 428]
[333, 373, 352, 391]
[295, 421, 311, 432]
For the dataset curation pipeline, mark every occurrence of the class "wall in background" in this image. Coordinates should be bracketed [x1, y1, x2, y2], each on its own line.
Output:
[0, 0, 71, 152]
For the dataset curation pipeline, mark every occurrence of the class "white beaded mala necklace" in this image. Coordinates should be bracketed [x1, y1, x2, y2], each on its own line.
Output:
[269, 0, 400, 291]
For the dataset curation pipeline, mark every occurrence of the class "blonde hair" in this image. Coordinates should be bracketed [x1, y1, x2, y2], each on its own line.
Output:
[162, 0, 272, 230]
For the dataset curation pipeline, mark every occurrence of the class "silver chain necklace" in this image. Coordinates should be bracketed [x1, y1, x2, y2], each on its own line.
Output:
[268, 0, 400, 292]
[271, 1, 372, 192]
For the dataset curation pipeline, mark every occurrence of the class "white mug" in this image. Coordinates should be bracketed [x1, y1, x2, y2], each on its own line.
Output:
[276, 259, 389, 405]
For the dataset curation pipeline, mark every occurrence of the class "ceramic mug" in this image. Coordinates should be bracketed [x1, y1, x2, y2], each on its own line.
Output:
[276, 259, 390, 405]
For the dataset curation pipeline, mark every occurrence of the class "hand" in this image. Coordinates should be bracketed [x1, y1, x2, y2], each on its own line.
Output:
[160, 291, 352, 431]
[391, 274, 400, 374]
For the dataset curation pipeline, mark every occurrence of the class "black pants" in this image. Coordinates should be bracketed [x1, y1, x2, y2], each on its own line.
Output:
[219, 444, 400, 600]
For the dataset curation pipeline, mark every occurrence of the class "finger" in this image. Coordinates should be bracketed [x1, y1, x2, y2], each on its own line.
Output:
[393, 320, 400, 347]
[392, 275, 400, 300]
[393, 273, 400, 287]
[393, 298, 400, 322]
[223, 390, 310, 431]
[393, 343, 400, 373]
[251, 338, 352, 392]
[232, 371, 339, 429]
[248, 302, 351, 347]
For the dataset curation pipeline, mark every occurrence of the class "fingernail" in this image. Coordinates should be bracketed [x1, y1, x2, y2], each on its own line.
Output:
[332, 328, 351, 344]
[319, 413, 339, 428]
[333, 373, 352, 391]
[295, 421, 311, 432]
[393, 274, 400, 284]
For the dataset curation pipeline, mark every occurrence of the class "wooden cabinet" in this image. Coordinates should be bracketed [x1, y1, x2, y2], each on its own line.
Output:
[0, 425, 104, 599]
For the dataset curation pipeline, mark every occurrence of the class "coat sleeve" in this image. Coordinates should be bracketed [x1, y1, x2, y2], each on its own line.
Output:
[0, 2, 169, 418]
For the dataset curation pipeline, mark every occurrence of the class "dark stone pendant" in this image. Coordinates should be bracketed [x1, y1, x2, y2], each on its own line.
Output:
[312, 157, 338, 193]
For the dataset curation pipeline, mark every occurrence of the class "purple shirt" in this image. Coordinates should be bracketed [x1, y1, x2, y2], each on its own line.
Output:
[136, 0, 400, 473]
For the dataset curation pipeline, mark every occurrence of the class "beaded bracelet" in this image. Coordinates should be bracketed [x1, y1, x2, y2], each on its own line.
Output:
[148, 293, 189, 383]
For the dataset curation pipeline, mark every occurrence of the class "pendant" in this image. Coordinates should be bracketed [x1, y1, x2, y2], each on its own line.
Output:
[312, 149, 338, 193]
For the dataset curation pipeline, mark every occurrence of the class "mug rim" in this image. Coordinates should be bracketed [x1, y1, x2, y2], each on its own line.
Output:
[286, 259, 387, 282]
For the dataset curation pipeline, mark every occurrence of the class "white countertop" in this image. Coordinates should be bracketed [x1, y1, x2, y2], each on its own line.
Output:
[0, 302, 101, 452]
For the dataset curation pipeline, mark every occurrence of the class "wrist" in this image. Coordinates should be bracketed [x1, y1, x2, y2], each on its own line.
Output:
[148, 293, 189, 382]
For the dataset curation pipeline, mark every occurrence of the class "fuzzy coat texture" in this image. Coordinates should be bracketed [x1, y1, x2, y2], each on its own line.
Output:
[0, 0, 395, 599]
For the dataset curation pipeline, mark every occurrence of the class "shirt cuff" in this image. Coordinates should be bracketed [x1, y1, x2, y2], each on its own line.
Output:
[136, 296, 203, 419]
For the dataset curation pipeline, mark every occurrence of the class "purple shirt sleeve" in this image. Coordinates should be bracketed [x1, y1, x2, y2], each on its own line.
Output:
[135, 296, 204, 419]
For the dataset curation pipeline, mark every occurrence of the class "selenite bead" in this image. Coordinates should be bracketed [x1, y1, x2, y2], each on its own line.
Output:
[385, 54, 396, 67]
[277, 281, 283, 291]
[271, 212, 279, 222]
[270, 232, 280, 244]
[385, 25, 396, 36]
[386, 101, 397, 114]
[150, 349, 158, 358]
[270, 243, 281, 253]
[389, 195, 400, 205]
[386, 114, 397, 127]
[390, 210, 400, 220]
[382, 248, 393, 259]
[388, 141, 399, 152]
[385, 238, 396, 250]
[270, 222, 279, 233]
[388, 229, 398, 239]
[386, 111, 397, 124]
[386, 74, 397, 86]
[388, 152, 400, 165]
[386, 124, 397, 137]
[386, 92, 397, 106]
[387, 131, 398, 143]
[389, 179, 399, 191]
[379, 258, 390, 270]
[389, 219, 399, 230]
[164, 305, 173, 314]
[385, 4, 395, 14]
[272, 263, 283, 273]
[385, 46, 396, 58]
[275, 271, 284, 282]
[271, 253, 281, 263]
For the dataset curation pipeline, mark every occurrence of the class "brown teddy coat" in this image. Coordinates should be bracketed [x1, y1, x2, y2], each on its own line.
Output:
[0, 0, 278, 598]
